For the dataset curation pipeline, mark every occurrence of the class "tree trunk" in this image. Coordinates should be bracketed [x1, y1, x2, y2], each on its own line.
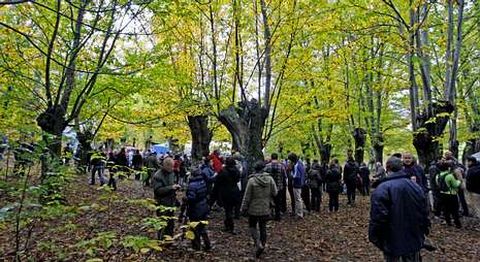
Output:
[372, 132, 384, 164]
[319, 143, 332, 166]
[353, 128, 366, 164]
[218, 100, 268, 171]
[187, 115, 212, 163]
[413, 101, 454, 167]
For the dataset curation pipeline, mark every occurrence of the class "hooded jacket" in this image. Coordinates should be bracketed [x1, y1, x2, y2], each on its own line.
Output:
[369, 171, 430, 257]
[186, 175, 209, 221]
[241, 172, 278, 216]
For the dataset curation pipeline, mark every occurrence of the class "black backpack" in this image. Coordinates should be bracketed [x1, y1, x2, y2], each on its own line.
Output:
[437, 172, 450, 193]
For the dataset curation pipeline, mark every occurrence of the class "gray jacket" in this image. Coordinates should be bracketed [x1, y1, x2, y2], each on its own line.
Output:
[241, 172, 277, 216]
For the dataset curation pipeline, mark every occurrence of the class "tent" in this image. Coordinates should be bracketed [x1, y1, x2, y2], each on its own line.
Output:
[151, 143, 169, 155]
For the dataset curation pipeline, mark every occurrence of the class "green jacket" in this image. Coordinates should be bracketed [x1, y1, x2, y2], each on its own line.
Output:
[437, 171, 461, 195]
[152, 169, 177, 206]
[241, 172, 277, 216]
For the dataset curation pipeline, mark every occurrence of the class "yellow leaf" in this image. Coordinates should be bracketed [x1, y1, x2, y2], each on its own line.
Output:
[140, 248, 151, 254]
[185, 230, 195, 240]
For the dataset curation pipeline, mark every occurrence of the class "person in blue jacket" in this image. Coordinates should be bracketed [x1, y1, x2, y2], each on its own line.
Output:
[369, 156, 430, 262]
[186, 168, 211, 251]
[288, 153, 305, 219]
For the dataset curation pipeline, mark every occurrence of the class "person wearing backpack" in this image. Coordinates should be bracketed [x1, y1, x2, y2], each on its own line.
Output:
[308, 160, 323, 212]
[436, 161, 462, 228]
[265, 153, 287, 220]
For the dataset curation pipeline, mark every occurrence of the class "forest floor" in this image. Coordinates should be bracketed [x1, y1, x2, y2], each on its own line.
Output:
[1, 174, 480, 261]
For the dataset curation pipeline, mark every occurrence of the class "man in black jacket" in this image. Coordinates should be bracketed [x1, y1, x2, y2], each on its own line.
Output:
[344, 156, 359, 205]
[369, 157, 430, 262]
[466, 156, 480, 194]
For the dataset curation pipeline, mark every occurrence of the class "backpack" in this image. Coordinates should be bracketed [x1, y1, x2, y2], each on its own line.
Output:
[437, 171, 450, 193]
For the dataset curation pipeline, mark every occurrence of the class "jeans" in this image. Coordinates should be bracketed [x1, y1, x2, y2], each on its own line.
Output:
[90, 166, 105, 185]
[310, 187, 321, 212]
[248, 215, 268, 247]
[293, 188, 304, 217]
[346, 183, 356, 204]
[384, 251, 421, 262]
[288, 183, 295, 213]
[441, 193, 461, 227]
[361, 182, 370, 196]
[328, 192, 339, 212]
[273, 192, 283, 220]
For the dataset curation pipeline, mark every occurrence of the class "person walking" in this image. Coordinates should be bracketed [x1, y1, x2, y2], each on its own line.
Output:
[288, 153, 306, 218]
[89, 150, 106, 186]
[369, 157, 430, 262]
[326, 161, 342, 212]
[436, 161, 463, 228]
[152, 157, 181, 240]
[265, 153, 287, 220]
[186, 168, 211, 251]
[215, 157, 241, 234]
[241, 161, 277, 258]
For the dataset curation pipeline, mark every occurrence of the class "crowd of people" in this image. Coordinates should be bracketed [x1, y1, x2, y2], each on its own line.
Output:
[1, 136, 479, 260]
[145, 147, 480, 260]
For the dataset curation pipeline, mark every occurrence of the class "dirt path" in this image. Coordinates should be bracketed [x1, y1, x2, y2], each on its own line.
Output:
[1, 175, 479, 261]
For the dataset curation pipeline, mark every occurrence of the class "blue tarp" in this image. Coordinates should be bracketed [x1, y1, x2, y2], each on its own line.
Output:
[151, 144, 169, 155]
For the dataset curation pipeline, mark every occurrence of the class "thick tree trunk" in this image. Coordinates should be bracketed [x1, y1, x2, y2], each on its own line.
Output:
[319, 143, 332, 166]
[218, 100, 268, 171]
[36, 106, 67, 157]
[353, 128, 366, 164]
[187, 115, 212, 162]
[413, 101, 454, 167]
[372, 132, 384, 164]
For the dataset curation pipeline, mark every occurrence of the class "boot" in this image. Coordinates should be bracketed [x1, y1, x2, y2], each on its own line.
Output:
[202, 232, 212, 251]
[250, 227, 263, 257]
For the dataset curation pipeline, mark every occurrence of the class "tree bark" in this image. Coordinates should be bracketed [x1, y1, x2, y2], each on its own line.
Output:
[413, 102, 455, 167]
[77, 130, 93, 168]
[36, 105, 66, 156]
[353, 128, 367, 164]
[372, 132, 384, 164]
[187, 115, 212, 163]
[218, 100, 268, 171]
